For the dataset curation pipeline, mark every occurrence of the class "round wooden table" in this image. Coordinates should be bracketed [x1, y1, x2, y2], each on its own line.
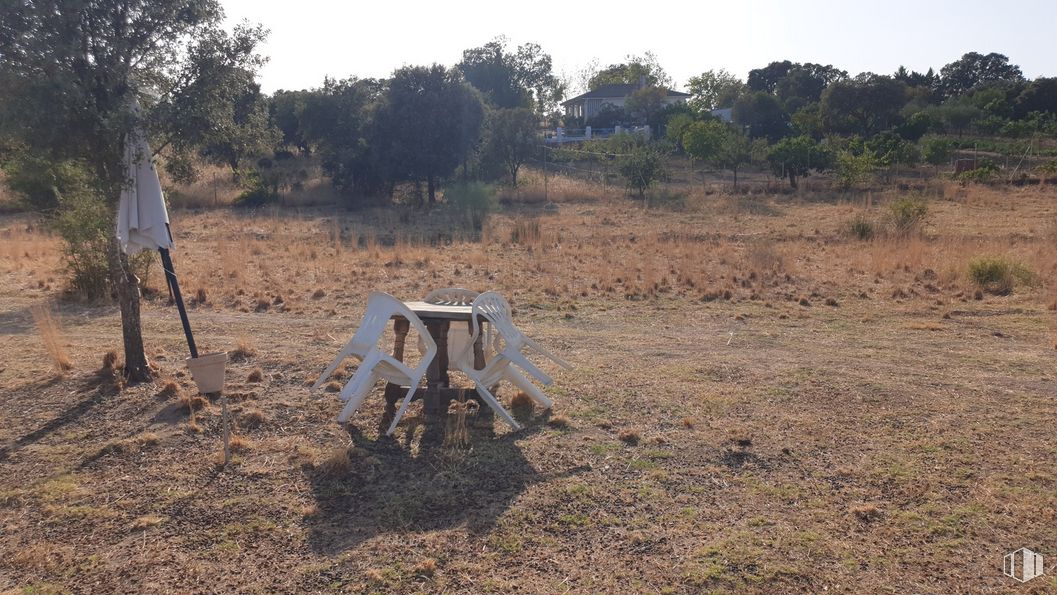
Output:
[382, 301, 493, 428]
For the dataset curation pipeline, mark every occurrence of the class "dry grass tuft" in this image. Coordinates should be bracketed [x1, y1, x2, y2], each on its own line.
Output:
[324, 381, 342, 393]
[240, 409, 266, 429]
[32, 305, 72, 373]
[851, 503, 883, 523]
[312, 288, 326, 299]
[681, 417, 696, 429]
[194, 288, 207, 304]
[130, 515, 165, 530]
[247, 368, 264, 383]
[317, 446, 352, 477]
[547, 415, 571, 430]
[228, 435, 250, 453]
[230, 337, 257, 361]
[510, 391, 534, 418]
[619, 429, 641, 445]
[181, 395, 208, 413]
[101, 350, 119, 371]
[413, 558, 438, 577]
[157, 381, 180, 399]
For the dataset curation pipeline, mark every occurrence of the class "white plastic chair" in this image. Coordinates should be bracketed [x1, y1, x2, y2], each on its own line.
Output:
[453, 292, 573, 429]
[422, 287, 481, 369]
[313, 292, 437, 435]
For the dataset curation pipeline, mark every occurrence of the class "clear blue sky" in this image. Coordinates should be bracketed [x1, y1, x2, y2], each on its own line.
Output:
[222, 0, 1057, 93]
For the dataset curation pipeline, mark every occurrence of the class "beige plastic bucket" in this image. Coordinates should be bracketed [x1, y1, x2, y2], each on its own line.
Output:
[186, 352, 227, 394]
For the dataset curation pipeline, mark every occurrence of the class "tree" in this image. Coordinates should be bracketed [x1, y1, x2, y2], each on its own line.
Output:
[733, 92, 789, 141]
[682, 120, 753, 188]
[588, 52, 672, 90]
[270, 89, 312, 155]
[299, 77, 387, 201]
[767, 135, 831, 189]
[777, 63, 847, 109]
[821, 75, 908, 136]
[618, 143, 667, 198]
[484, 108, 538, 187]
[1014, 78, 1057, 119]
[920, 136, 953, 168]
[687, 69, 746, 113]
[376, 64, 485, 205]
[939, 52, 1025, 99]
[624, 86, 668, 125]
[458, 37, 563, 114]
[0, 0, 267, 382]
[199, 77, 280, 179]
[748, 61, 794, 94]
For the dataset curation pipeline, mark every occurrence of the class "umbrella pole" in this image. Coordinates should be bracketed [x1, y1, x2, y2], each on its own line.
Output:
[158, 248, 198, 359]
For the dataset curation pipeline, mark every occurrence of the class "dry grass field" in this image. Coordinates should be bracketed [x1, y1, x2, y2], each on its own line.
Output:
[1, 174, 1056, 593]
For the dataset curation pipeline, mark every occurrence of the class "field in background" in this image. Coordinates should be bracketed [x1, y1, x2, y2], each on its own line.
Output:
[1, 177, 1056, 592]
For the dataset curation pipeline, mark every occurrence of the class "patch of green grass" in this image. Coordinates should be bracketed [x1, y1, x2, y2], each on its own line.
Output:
[967, 256, 1035, 295]
[558, 513, 592, 527]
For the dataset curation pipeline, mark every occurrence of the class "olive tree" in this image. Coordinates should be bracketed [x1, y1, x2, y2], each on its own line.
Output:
[0, 0, 267, 381]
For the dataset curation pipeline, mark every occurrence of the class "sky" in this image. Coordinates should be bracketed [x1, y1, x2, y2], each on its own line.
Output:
[222, 0, 1057, 94]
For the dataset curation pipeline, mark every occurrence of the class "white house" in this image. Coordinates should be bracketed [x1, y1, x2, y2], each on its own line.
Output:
[562, 83, 690, 122]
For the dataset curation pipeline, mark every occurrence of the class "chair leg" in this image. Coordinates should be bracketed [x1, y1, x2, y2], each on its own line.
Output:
[469, 375, 521, 431]
[387, 384, 420, 436]
[337, 373, 379, 423]
[504, 368, 554, 409]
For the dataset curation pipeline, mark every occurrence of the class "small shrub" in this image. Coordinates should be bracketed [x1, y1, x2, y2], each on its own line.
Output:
[444, 181, 497, 231]
[847, 213, 875, 240]
[889, 196, 927, 235]
[247, 368, 263, 383]
[968, 256, 1034, 295]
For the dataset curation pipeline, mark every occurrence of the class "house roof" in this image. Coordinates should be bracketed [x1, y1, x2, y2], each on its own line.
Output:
[561, 84, 691, 106]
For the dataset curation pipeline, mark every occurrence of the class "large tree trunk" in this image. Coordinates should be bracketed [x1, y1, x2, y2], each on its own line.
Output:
[427, 175, 436, 205]
[107, 236, 152, 383]
[788, 169, 798, 189]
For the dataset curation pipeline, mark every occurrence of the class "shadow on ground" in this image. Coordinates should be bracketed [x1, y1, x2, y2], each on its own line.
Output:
[304, 411, 587, 555]
[0, 371, 120, 462]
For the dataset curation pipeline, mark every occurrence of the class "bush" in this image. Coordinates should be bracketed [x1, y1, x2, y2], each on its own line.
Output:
[847, 213, 875, 240]
[618, 144, 668, 199]
[444, 181, 497, 231]
[52, 190, 152, 299]
[4, 155, 95, 213]
[955, 160, 1000, 184]
[968, 256, 1034, 295]
[889, 196, 927, 235]
[835, 150, 876, 190]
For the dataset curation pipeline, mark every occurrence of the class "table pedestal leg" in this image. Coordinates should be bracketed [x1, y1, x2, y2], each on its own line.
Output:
[416, 319, 449, 444]
[471, 319, 494, 427]
[382, 318, 410, 428]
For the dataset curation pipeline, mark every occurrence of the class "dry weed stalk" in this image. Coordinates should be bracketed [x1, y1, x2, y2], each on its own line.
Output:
[444, 391, 479, 449]
[31, 304, 72, 373]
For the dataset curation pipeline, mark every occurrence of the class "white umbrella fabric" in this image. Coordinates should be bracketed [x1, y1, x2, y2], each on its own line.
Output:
[114, 120, 198, 358]
[116, 130, 174, 255]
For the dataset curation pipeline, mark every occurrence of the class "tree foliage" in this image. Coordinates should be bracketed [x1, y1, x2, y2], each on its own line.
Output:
[767, 135, 832, 188]
[588, 52, 672, 90]
[687, 69, 746, 113]
[734, 92, 789, 141]
[458, 37, 563, 113]
[939, 52, 1024, 99]
[374, 64, 485, 204]
[483, 107, 538, 187]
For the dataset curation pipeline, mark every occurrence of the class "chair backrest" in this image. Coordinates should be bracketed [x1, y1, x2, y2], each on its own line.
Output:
[471, 291, 523, 349]
[423, 287, 479, 306]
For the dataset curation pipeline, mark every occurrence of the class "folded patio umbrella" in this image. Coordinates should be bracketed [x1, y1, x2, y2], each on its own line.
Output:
[115, 116, 198, 359]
